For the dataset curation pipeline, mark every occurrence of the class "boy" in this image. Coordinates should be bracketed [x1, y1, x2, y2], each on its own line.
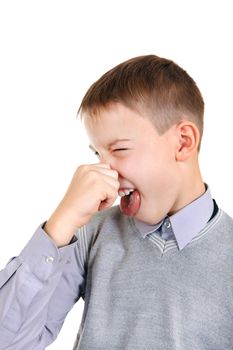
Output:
[0, 55, 233, 349]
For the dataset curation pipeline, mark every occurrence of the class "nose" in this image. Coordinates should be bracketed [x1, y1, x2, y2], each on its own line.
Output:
[99, 153, 113, 166]
[100, 154, 118, 172]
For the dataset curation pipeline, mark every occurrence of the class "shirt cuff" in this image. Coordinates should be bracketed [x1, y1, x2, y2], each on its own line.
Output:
[19, 222, 78, 281]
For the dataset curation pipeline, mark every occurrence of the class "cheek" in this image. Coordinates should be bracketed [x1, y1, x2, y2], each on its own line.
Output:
[114, 158, 138, 179]
[139, 159, 171, 192]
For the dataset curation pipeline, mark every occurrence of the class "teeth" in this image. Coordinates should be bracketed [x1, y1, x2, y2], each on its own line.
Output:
[119, 191, 126, 197]
[119, 189, 134, 197]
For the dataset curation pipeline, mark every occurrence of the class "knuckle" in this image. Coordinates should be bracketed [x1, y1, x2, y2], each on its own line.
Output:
[100, 162, 110, 168]
[87, 170, 99, 183]
[112, 170, 119, 178]
[77, 164, 89, 173]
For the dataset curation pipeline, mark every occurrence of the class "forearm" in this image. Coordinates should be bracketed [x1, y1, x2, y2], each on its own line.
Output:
[0, 259, 61, 348]
[0, 224, 81, 349]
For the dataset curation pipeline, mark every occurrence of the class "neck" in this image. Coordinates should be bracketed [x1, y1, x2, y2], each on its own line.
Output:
[169, 160, 205, 216]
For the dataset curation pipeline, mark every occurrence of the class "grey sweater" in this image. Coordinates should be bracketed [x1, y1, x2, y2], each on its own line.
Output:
[73, 206, 233, 350]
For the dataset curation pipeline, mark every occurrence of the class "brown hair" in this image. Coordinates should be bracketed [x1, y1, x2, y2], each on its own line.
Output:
[78, 55, 204, 151]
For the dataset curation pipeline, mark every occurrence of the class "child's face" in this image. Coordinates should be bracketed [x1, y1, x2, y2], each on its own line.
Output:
[84, 103, 182, 225]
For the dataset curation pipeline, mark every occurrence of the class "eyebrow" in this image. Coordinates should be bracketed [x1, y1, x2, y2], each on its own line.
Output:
[89, 138, 132, 151]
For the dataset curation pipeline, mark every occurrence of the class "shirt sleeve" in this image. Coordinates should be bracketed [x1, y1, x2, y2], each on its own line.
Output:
[0, 223, 87, 349]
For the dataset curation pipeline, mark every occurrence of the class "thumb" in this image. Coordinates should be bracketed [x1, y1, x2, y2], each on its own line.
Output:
[98, 194, 117, 211]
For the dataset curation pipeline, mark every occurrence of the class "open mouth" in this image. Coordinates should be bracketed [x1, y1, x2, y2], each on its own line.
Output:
[119, 188, 141, 216]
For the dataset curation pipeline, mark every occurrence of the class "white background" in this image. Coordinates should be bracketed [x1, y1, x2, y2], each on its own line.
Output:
[0, 1, 232, 349]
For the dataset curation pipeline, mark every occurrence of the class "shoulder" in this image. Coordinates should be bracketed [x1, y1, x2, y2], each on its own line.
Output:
[220, 209, 233, 227]
[215, 209, 233, 243]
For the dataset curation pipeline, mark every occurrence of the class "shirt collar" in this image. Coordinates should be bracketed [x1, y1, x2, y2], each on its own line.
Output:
[133, 183, 214, 250]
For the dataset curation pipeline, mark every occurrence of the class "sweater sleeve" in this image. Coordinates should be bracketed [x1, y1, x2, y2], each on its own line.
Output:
[0, 223, 87, 349]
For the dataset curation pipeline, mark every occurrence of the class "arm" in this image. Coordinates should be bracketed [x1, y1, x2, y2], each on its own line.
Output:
[0, 162, 119, 348]
[0, 223, 86, 349]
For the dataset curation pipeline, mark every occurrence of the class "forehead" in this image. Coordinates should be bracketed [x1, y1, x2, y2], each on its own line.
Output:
[83, 103, 158, 136]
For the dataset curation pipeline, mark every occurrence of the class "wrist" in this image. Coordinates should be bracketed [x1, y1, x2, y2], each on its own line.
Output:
[43, 216, 77, 247]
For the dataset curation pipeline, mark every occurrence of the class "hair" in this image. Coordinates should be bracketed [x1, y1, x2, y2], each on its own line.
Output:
[78, 55, 204, 152]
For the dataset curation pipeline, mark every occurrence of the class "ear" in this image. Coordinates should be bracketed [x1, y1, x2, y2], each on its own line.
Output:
[175, 121, 200, 161]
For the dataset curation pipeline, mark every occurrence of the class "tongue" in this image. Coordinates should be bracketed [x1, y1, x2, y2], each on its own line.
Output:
[120, 190, 141, 216]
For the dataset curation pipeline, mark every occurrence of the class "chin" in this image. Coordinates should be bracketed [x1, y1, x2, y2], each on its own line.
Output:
[135, 206, 164, 225]
[133, 211, 151, 224]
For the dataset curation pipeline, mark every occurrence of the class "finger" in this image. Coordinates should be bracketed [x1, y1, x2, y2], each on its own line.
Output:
[93, 163, 119, 177]
[93, 162, 111, 169]
[90, 167, 119, 180]
[99, 188, 118, 211]
[97, 173, 120, 190]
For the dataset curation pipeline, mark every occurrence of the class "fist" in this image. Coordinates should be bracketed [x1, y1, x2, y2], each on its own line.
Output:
[44, 163, 120, 246]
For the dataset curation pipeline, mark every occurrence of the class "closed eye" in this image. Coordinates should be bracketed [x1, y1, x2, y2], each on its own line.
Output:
[90, 148, 130, 158]
[113, 148, 129, 152]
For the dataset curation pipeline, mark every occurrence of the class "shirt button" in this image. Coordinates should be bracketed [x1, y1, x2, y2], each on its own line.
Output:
[164, 220, 171, 228]
[46, 256, 54, 263]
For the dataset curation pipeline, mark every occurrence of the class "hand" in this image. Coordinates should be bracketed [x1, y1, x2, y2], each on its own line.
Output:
[44, 163, 119, 247]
